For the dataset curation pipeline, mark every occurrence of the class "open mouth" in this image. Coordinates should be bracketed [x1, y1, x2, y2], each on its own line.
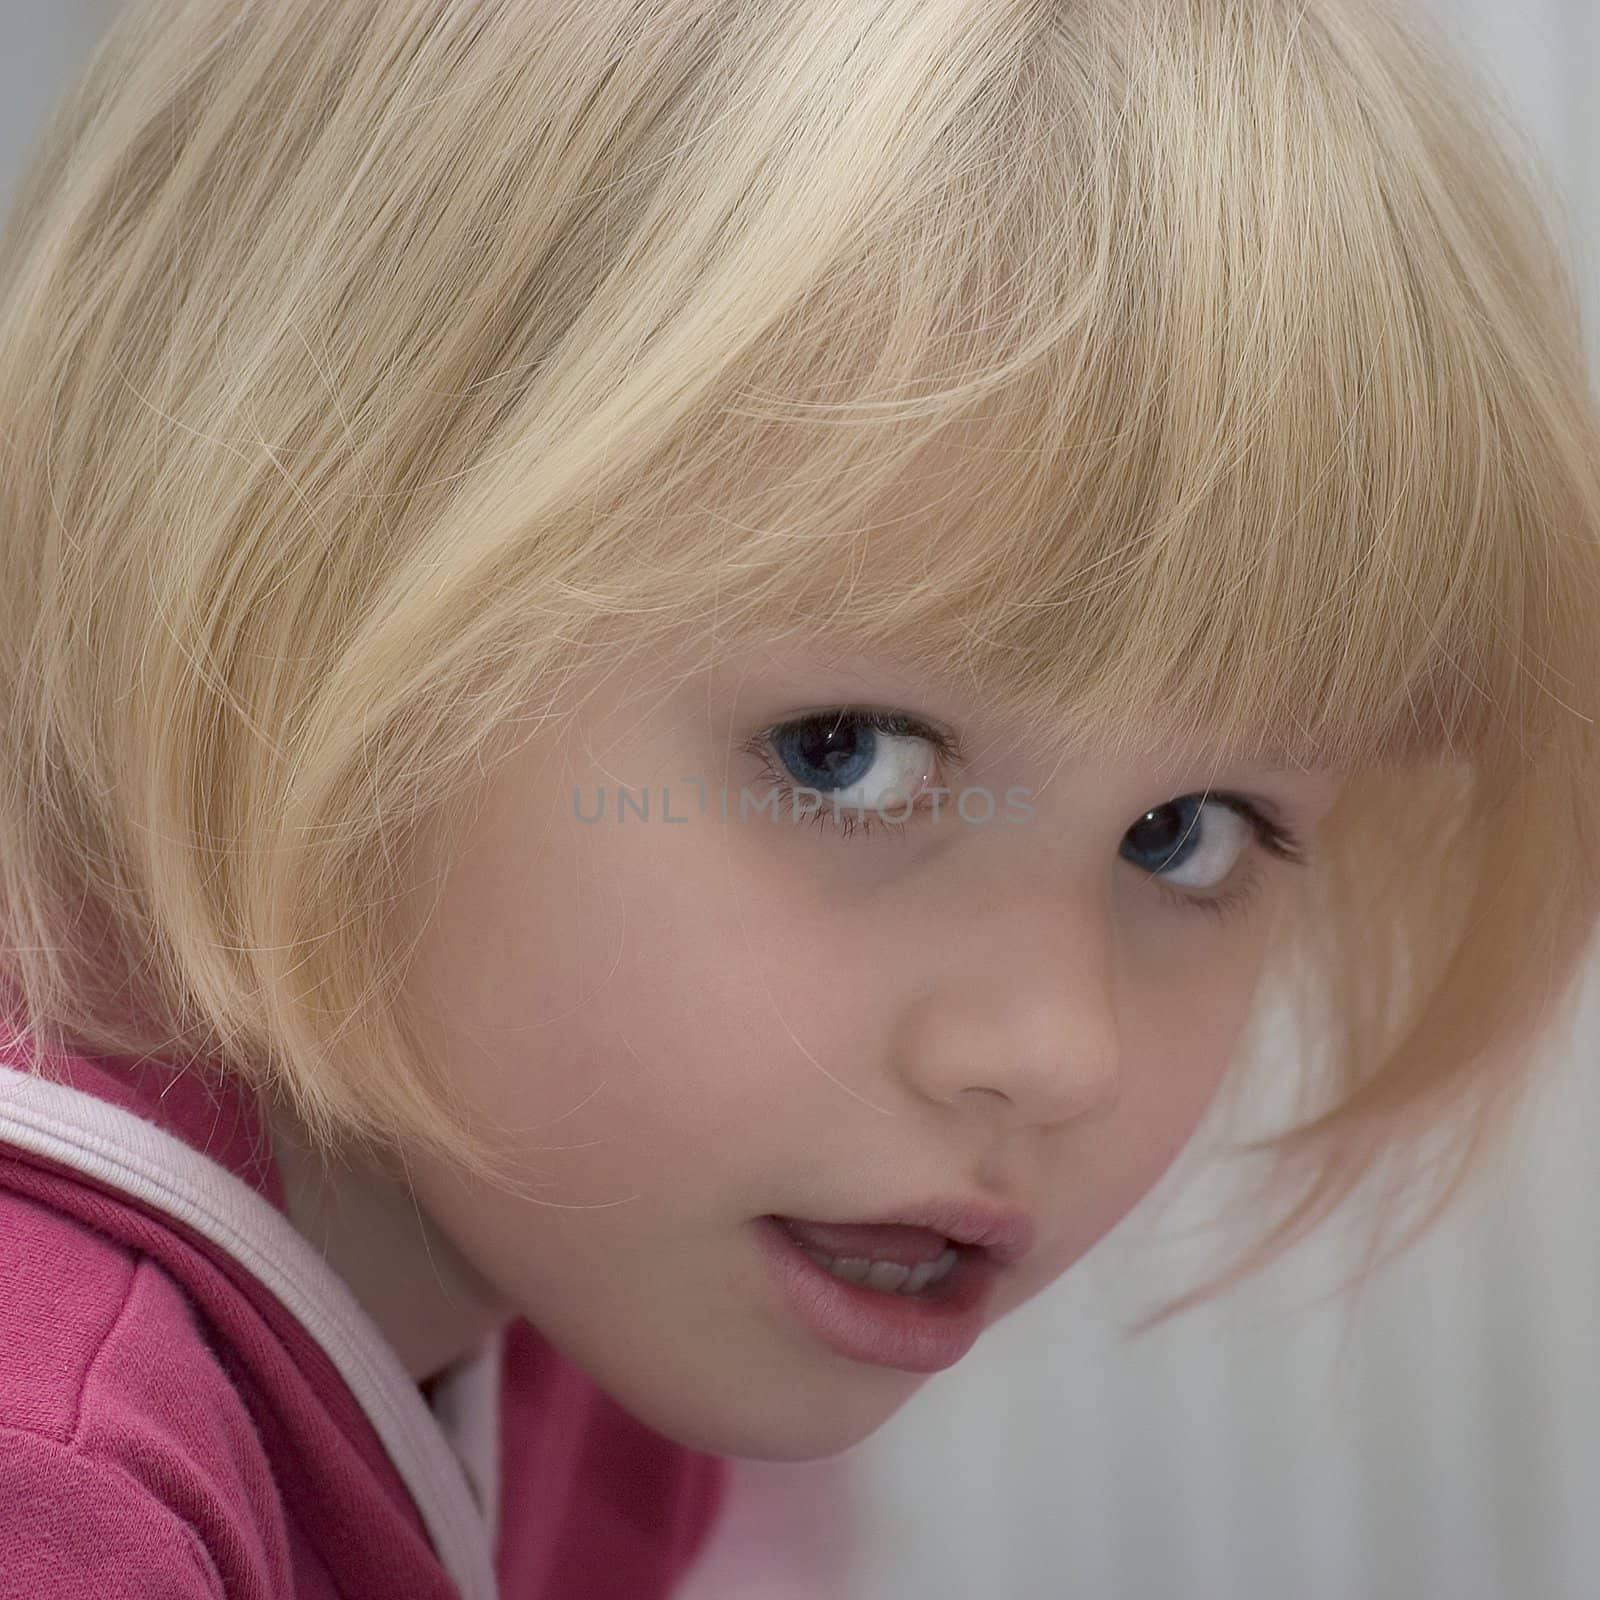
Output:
[784, 1234, 970, 1301]
[753, 1216, 998, 1373]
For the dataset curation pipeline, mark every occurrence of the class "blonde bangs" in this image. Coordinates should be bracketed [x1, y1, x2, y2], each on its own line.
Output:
[515, 0, 1600, 786]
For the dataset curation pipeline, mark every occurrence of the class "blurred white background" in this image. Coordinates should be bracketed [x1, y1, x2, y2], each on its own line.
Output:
[4, 4, 1596, 1598]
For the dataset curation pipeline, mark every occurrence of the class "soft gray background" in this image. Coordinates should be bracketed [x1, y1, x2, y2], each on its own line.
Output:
[0, 3, 116, 218]
[3, 5, 1596, 1598]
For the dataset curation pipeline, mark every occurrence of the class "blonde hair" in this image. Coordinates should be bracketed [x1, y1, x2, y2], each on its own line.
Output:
[2, 0, 1599, 1321]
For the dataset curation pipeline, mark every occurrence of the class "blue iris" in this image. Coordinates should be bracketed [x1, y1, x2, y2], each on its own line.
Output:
[772, 719, 876, 792]
[1120, 795, 1204, 874]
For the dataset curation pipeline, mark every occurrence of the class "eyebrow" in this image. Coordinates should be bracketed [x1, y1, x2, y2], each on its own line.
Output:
[1211, 754, 1346, 782]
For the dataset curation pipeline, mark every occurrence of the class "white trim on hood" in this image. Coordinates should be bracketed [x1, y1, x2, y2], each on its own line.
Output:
[0, 1062, 499, 1600]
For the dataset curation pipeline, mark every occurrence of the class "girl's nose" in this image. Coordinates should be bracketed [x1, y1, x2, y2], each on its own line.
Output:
[891, 925, 1122, 1131]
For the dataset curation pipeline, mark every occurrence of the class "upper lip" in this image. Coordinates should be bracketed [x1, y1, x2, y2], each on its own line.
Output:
[779, 1198, 1038, 1267]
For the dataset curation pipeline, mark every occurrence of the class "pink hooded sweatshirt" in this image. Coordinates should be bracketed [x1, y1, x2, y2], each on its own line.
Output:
[0, 1025, 728, 1598]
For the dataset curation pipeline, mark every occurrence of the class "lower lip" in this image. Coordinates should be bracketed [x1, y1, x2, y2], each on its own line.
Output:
[752, 1215, 999, 1374]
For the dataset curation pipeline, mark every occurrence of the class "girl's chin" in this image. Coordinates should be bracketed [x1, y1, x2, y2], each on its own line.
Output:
[574, 1334, 929, 1462]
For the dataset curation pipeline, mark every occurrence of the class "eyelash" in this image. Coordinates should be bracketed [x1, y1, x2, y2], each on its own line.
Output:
[742, 706, 1310, 925]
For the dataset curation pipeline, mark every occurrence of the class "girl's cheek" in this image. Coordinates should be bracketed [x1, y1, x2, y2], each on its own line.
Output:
[1009, 1058, 1234, 1313]
[1020, 915, 1275, 1272]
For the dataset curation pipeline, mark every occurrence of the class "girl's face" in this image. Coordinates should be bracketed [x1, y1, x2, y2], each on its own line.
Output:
[395, 639, 1343, 1460]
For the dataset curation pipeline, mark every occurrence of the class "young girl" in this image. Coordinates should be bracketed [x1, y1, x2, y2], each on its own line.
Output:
[2, 0, 1598, 1595]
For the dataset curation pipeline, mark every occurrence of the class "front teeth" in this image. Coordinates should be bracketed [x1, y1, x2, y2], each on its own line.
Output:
[801, 1245, 960, 1296]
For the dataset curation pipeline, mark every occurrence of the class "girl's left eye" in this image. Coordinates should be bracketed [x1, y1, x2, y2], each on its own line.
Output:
[1119, 793, 1307, 923]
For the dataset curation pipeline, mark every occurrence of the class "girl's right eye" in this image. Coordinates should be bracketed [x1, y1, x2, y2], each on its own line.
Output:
[744, 708, 955, 836]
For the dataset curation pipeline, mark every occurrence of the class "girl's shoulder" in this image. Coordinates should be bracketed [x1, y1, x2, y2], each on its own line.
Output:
[0, 1179, 237, 1436]
[0, 1181, 270, 1597]
[0, 1051, 475, 1598]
